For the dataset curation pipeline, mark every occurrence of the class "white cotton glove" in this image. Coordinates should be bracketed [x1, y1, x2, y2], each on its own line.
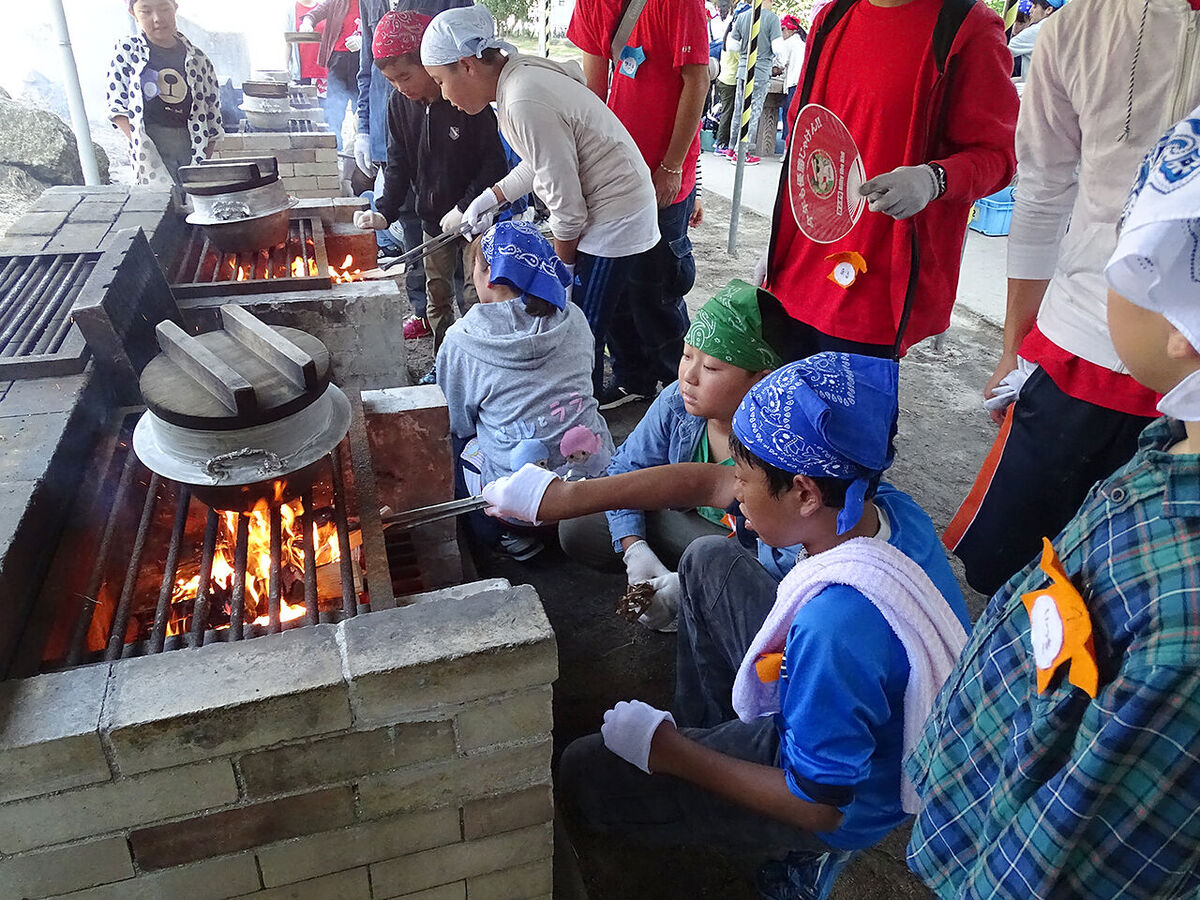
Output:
[601, 700, 676, 773]
[481, 463, 559, 525]
[752, 250, 768, 287]
[463, 187, 501, 237]
[623, 539, 669, 586]
[860, 164, 940, 220]
[353, 209, 387, 231]
[345, 32, 362, 52]
[563, 262, 576, 304]
[353, 133, 376, 177]
[984, 356, 1036, 413]
[637, 572, 681, 632]
[440, 206, 465, 234]
[299, 16, 316, 32]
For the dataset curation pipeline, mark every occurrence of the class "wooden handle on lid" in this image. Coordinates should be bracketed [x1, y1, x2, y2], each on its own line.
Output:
[220, 305, 318, 392]
[155, 320, 258, 417]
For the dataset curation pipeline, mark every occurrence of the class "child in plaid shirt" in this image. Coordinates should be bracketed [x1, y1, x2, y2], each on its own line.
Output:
[906, 108, 1200, 899]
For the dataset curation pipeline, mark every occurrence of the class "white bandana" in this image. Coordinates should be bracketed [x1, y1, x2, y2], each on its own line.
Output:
[420, 6, 516, 67]
[1105, 105, 1200, 418]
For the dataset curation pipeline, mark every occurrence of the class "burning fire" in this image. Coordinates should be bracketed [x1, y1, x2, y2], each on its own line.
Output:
[169, 495, 341, 636]
[330, 254, 362, 283]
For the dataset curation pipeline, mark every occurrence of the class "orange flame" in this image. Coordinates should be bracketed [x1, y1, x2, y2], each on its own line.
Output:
[330, 254, 362, 284]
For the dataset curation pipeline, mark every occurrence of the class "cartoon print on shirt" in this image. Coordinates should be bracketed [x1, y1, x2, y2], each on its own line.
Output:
[558, 425, 610, 480]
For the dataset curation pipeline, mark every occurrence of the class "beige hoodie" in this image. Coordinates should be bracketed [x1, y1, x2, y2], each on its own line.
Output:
[494, 54, 659, 255]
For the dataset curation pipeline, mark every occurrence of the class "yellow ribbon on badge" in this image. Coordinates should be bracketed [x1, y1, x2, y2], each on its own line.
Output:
[1020, 537, 1099, 698]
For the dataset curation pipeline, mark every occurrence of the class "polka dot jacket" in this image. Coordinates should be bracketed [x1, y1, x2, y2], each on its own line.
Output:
[105, 31, 224, 186]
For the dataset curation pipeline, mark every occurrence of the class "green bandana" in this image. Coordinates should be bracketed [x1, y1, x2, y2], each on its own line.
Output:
[685, 279, 782, 372]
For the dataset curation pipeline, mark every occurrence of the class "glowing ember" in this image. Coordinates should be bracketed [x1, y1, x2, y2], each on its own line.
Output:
[168, 495, 341, 635]
[330, 254, 362, 284]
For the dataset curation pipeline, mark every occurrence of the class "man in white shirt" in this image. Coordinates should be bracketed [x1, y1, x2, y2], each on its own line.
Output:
[1006, 0, 1061, 80]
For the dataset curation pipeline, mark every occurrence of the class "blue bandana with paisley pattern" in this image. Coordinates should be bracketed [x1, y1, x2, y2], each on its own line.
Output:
[732, 352, 900, 534]
[481, 221, 572, 310]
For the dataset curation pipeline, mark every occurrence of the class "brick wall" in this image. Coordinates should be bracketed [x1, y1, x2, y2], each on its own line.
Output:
[0, 583, 557, 900]
[213, 134, 342, 201]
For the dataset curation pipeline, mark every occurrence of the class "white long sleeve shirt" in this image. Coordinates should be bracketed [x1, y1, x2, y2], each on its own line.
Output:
[1008, 0, 1200, 372]
[494, 54, 659, 257]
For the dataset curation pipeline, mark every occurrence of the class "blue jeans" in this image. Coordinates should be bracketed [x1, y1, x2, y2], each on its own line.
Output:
[324, 51, 358, 153]
[573, 251, 640, 394]
[607, 190, 695, 393]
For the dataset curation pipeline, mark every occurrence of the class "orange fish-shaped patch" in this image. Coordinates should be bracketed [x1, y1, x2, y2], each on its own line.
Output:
[755, 652, 784, 683]
[825, 251, 867, 289]
[1020, 537, 1099, 698]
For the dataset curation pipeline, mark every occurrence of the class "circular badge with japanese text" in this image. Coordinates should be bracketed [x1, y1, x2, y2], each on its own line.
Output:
[788, 104, 865, 244]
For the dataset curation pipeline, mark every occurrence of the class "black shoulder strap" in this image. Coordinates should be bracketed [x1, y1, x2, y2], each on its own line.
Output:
[932, 0, 977, 73]
[796, 0, 860, 107]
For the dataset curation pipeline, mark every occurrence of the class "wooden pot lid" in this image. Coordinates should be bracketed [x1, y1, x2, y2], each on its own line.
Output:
[140, 305, 332, 430]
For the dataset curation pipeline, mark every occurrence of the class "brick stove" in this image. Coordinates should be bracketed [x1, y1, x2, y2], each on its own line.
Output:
[0, 188, 557, 900]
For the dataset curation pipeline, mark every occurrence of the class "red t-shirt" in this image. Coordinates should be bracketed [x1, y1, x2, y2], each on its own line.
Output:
[1020, 325, 1161, 418]
[567, 0, 710, 205]
[768, 0, 941, 346]
[333, 0, 361, 53]
[296, 2, 326, 80]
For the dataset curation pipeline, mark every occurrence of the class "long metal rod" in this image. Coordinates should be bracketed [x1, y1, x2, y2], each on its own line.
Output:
[49, 0, 101, 185]
[301, 489, 319, 626]
[188, 509, 221, 647]
[19, 254, 86, 356]
[44, 262, 96, 352]
[0, 259, 46, 321]
[104, 473, 160, 661]
[149, 487, 191, 653]
[66, 449, 139, 667]
[268, 502, 282, 633]
[0, 257, 25, 300]
[229, 513, 250, 641]
[329, 447, 357, 617]
[0, 259, 58, 351]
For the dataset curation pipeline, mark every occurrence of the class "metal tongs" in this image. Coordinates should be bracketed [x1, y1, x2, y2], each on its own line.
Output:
[364, 221, 475, 279]
[382, 495, 488, 530]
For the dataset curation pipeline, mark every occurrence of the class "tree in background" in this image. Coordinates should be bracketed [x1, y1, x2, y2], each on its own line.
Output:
[481, 0, 534, 34]
[774, 0, 1008, 29]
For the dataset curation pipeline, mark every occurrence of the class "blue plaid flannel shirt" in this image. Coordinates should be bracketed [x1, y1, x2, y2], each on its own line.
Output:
[906, 417, 1200, 899]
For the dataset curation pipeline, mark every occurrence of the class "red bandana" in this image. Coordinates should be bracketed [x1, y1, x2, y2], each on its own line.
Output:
[372, 10, 432, 60]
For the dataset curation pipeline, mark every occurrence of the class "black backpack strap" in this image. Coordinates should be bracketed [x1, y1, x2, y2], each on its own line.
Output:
[932, 0, 977, 73]
[795, 0, 860, 107]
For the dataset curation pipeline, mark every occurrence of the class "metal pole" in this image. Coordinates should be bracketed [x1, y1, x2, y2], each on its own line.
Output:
[48, 0, 101, 186]
[727, 0, 762, 255]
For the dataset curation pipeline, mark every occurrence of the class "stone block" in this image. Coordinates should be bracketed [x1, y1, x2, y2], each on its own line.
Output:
[287, 175, 319, 191]
[130, 785, 356, 870]
[0, 234, 51, 253]
[256, 807, 461, 887]
[455, 687, 552, 753]
[276, 162, 296, 177]
[369, 823, 553, 898]
[315, 148, 339, 163]
[362, 385, 453, 513]
[110, 210, 168, 237]
[272, 149, 318, 164]
[291, 190, 331, 200]
[67, 202, 128, 224]
[4, 209, 70, 235]
[239, 134, 287, 151]
[400, 579, 511, 606]
[289, 134, 338, 150]
[340, 587, 557, 727]
[32, 192, 83, 212]
[239, 719, 456, 798]
[0, 375, 89, 418]
[101, 625, 352, 774]
[462, 786, 553, 842]
[316, 175, 342, 190]
[44, 222, 112, 253]
[293, 163, 330, 177]
[0, 413, 72, 483]
[233, 867, 371, 900]
[0, 759, 238, 854]
[217, 135, 245, 150]
[358, 739, 552, 819]
[0, 664, 112, 804]
[0, 835, 133, 897]
[121, 188, 173, 213]
[383, 883, 465, 900]
[466, 857, 553, 900]
[45, 852, 262, 900]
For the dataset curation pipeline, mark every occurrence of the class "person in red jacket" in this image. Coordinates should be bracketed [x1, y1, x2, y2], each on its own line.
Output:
[764, 0, 1017, 361]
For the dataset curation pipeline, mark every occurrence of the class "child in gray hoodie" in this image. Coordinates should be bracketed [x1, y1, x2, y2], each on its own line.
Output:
[437, 222, 614, 537]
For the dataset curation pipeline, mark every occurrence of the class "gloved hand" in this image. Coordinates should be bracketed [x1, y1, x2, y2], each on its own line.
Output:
[601, 700, 676, 773]
[637, 572, 681, 632]
[481, 462, 559, 525]
[299, 16, 316, 32]
[984, 357, 1036, 414]
[353, 209, 387, 231]
[860, 164, 940, 220]
[752, 250, 768, 287]
[563, 262, 576, 304]
[353, 133, 376, 178]
[623, 539, 669, 586]
[463, 187, 500, 237]
[345, 32, 362, 52]
[440, 206, 465, 234]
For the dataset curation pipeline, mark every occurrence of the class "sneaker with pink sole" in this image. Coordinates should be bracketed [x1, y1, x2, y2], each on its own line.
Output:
[403, 315, 432, 340]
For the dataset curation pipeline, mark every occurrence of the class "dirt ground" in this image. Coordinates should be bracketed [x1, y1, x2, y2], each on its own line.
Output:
[399, 193, 1003, 899]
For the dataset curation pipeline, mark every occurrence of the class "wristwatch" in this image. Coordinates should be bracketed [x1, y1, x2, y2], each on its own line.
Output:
[928, 162, 948, 200]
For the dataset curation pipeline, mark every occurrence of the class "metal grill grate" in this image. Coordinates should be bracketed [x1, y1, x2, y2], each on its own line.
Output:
[169, 216, 332, 299]
[0, 252, 98, 379]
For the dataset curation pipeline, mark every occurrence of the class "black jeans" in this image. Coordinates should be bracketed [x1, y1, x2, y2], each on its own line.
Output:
[607, 190, 696, 393]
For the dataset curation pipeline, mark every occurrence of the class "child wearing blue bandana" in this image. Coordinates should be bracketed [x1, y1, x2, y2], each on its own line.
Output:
[481, 352, 971, 894]
[437, 221, 613, 557]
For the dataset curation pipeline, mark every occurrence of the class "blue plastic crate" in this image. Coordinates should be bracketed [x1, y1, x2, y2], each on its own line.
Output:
[969, 186, 1016, 237]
